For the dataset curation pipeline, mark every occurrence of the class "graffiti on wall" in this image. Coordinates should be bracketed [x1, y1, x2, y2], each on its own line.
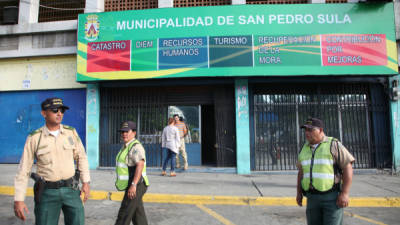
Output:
[0, 89, 86, 163]
[237, 85, 249, 120]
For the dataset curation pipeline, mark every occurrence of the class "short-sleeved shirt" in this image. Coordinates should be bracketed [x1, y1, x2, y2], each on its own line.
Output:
[297, 135, 355, 183]
[174, 121, 187, 138]
[14, 125, 90, 201]
[125, 138, 146, 167]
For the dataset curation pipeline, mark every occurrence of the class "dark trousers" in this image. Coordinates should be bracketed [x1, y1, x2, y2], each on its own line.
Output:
[162, 148, 177, 172]
[306, 191, 343, 225]
[115, 182, 148, 225]
[34, 187, 84, 225]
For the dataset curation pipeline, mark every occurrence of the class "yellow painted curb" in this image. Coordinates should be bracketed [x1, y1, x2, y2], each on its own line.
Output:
[110, 192, 124, 201]
[143, 195, 299, 206]
[144, 194, 254, 205]
[0, 186, 33, 197]
[1, 186, 399, 207]
[349, 197, 400, 207]
[253, 197, 298, 206]
[90, 191, 109, 200]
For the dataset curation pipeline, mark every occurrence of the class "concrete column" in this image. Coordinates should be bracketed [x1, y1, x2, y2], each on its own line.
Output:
[86, 84, 100, 169]
[18, 0, 39, 23]
[85, 0, 104, 13]
[235, 79, 251, 174]
[308, 0, 325, 3]
[395, 2, 400, 43]
[389, 75, 400, 174]
[232, 0, 246, 5]
[159, 0, 173, 8]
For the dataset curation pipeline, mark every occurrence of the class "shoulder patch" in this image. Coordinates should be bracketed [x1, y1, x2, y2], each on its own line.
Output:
[63, 125, 75, 130]
[29, 129, 41, 136]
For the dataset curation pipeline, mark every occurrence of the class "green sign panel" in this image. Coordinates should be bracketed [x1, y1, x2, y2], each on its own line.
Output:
[77, 3, 398, 81]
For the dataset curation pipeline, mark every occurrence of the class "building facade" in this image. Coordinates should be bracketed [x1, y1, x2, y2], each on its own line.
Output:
[1, 0, 399, 174]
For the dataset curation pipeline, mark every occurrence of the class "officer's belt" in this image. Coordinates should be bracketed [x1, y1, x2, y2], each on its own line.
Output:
[306, 183, 340, 195]
[45, 177, 73, 189]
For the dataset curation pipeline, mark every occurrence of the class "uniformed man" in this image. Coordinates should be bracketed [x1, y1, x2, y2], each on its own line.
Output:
[296, 118, 355, 225]
[14, 97, 91, 225]
[115, 121, 149, 225]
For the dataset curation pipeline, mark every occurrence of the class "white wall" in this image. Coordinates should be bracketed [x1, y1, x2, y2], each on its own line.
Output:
[0, 0, 106, 59]
[0, 56, 85, 91]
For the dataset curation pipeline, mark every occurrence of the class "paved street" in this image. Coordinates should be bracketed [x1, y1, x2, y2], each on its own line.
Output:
[1, 164, 400, 224]
[2, 195, 400, 225]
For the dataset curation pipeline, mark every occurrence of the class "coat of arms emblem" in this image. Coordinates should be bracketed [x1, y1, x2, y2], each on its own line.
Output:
[85, 15, 100, 41]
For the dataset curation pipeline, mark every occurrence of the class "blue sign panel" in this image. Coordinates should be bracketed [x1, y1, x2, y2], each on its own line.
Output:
[0, 89, 86, 163]
[158, 37, 208, 69]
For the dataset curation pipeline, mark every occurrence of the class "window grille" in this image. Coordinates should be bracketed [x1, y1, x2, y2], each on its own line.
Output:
[105, 0, 158, 11]
[246, 0, 307, 4]
[0, 36, 18, 50]
[253, 82, 391, 171]
[174, 0, 231, 7]
[0, 0, 19, 25]
[38, 0, 85, 22]
[326, 0, 347, 3]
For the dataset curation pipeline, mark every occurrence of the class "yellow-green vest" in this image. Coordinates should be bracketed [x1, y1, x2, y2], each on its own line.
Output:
[299, 137, 335, 192]
[115, 139, 149, 191]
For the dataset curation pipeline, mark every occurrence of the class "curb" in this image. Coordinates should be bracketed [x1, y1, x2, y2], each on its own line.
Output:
[1, 186, 399, 207]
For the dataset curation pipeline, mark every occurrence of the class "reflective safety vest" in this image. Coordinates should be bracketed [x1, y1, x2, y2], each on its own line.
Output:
[299, 137, 336, 192]
[115, 140, 149, 191]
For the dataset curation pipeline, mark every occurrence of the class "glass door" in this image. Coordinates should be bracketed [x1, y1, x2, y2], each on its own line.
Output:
[168, 105, 201, 166]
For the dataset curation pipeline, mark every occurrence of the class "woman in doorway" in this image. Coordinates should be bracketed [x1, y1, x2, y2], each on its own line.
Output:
[161, 118, 181, 177]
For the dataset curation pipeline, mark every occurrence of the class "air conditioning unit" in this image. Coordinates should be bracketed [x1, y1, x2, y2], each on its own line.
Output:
[3, 6, 18, 25]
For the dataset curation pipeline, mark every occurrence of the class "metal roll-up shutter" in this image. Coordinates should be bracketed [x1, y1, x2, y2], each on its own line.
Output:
[165, 86, 214, 105]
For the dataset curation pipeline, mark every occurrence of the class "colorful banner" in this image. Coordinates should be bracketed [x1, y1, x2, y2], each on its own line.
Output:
[77, 3, 398, 81]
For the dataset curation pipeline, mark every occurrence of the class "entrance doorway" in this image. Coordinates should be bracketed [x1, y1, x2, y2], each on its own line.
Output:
[201, 105, 216, 166]
[168, 105, 201, 166]
[167, 105, 217, 167]
[99, 85, 236, 168]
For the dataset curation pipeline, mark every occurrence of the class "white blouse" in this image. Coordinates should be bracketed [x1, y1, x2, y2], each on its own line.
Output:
[161, 125, 181, 153]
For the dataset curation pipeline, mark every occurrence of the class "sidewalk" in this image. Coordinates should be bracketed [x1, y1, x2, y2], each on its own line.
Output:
[1, 164, 400, 207]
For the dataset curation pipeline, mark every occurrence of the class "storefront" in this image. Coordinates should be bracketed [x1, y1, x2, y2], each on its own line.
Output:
[77, 3, 398, 173]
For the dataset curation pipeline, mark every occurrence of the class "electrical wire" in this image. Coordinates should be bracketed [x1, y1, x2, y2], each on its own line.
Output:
[39, 4, 85, 11]
[18, 0, 102, 11]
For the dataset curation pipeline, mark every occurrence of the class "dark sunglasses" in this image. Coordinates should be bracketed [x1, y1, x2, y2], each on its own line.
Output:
[49, 108, 66, 114]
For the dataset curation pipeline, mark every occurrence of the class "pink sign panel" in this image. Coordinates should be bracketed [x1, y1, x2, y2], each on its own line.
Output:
[87, 40, 131, 72]
[321, 34, 387, 66]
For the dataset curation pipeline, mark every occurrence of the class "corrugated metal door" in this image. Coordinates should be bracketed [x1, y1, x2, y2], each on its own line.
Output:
[0, 89, 86, 163]
[253, 82, 391, 171]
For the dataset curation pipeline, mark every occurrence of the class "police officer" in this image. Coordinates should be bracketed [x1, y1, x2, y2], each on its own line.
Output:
[115, 121, 149, 225]
[296, 118, 355, 225]
[14, 97, 91, 225]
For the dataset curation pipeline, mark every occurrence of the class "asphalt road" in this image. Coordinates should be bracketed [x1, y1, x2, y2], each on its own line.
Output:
[2, 196, 399, 225]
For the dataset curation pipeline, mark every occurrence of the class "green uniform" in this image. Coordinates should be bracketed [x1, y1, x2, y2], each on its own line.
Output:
[35, 187, 84, 225]
[298, 136, 354, 225]
[15, 125, 90, 225]
[115, 139, 149, 225]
